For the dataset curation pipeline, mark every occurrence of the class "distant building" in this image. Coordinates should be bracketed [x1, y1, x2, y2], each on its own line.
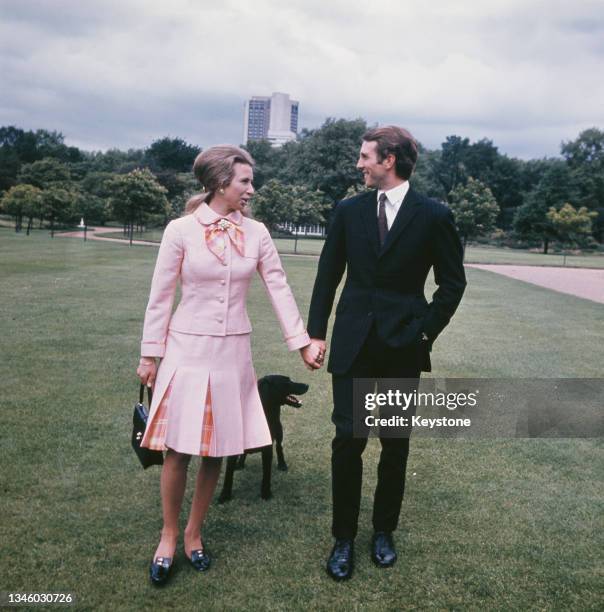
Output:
[280, 221, 326, 237]
[243, 92, 299, 147]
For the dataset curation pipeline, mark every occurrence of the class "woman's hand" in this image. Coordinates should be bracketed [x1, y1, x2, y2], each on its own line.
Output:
[300, 340, 326, 371]
[137, 357, 158, 389]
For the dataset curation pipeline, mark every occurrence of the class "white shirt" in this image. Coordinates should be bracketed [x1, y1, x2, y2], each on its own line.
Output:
[376, 181, 410, 230]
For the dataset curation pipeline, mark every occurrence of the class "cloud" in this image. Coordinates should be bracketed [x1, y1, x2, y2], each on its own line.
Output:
[0, 0, 602, 157]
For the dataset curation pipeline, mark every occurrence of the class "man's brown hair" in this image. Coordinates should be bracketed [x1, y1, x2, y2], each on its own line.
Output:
[362, 126, 418, 180]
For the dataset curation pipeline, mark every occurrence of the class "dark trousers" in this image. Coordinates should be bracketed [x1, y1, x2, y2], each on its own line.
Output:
[331, 326, 420, 540]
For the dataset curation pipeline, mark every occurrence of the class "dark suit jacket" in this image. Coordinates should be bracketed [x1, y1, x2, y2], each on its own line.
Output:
[307, 187, 467, 375]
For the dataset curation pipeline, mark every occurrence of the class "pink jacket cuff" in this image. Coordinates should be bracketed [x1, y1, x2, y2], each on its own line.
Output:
[140, 341, 166, 358]
[286, 331, 311, 351]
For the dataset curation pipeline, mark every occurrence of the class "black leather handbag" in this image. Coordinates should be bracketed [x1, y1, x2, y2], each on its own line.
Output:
[132, 384, 164, 469]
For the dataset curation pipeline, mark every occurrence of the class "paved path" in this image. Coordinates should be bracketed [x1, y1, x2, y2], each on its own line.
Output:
[58, 226, 159, 246]
[467, 264, 604, 304]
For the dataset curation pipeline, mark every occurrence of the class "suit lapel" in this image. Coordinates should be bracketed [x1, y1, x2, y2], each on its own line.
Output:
[379, 187, 421, 257]
[359, 190, 380, 256]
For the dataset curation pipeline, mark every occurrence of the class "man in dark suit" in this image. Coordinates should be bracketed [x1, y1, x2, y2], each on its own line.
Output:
[307, 126, 466, 581]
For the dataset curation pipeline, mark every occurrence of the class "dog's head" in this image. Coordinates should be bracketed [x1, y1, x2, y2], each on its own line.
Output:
[258, 375, 309, 408]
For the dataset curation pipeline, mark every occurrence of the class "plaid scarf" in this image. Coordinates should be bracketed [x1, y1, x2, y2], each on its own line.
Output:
[205, 218, 245, 263]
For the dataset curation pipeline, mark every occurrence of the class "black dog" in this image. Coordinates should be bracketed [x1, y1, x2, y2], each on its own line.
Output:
[218, 375, 308, 502]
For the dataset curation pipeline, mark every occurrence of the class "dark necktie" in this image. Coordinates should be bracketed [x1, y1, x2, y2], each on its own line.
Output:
[378, 193, 388, 247]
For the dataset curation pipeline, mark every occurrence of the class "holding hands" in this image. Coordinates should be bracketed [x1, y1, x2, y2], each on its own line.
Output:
[300, 338, 326, 371]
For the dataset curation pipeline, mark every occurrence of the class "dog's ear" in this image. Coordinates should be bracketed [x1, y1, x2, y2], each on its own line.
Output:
[258, 378, 274, 402]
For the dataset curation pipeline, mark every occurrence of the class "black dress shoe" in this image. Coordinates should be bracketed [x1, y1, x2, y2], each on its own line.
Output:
[326, 539, 354, 581]
[371, 531, 397, 567]
[149, 556, 173, 586]
[187, 548, 211, 572]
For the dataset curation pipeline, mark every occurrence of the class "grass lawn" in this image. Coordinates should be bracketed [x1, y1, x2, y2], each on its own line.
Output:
[1, 227, 603, 610]
[96, 227, 604, 267]
[463, 245, 604, 269]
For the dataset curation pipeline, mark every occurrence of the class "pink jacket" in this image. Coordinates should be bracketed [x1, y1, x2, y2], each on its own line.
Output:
[141, 203, 310, 357]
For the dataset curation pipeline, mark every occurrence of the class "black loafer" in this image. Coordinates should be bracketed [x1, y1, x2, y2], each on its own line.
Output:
[371, 531, 397, 567]
[187, 548, 211, 572]
[326, 539, 354, 581]
[149, 556, 173, 586]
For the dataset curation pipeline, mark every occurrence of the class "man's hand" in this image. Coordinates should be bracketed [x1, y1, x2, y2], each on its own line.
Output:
[299, 339, 327, 371]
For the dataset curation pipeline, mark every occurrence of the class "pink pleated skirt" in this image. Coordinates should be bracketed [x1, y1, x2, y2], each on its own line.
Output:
[140, 330, 271, 457]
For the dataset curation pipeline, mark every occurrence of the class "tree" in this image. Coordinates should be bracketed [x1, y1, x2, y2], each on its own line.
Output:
[85, 148, 145, 173]
[80, 171, 115, 198]
[107, 168, 169, 243]
[0, 126, 83, 190]
[289, 185, 327, 252]
[21, 187, 43, 235]
[250, 179, 296, 232]
[0, 184, 42, 232]
[561, 128, 604, 207]
[251, 180, 326, 252]
[68, 160, 93, 181]
[153, 169, 194, 200]
[427, 136, 525, 218]
[167, 173, 199, 220]
[513, 160, 579, 253]
[77, 171, 116, 225]
[18, 157, 71, 188]
[0, 126, 39, 164]
[32, 129, 83, 163]
[243, 139, 282, 190]
[448, 177, 500, 252]
[145, 137, 201, 172]
[546, 203, 597, 248]
[343, 183, 371, 199]
[73, 191, 109, 227]
[41, 187, 78, 237]
[561, 128, 604, 241]
[282, 118, 367, 203]
[512, 198, 556, 253]
[0, 146, 21, 192]
[488, 155, 525, 212]
[430, 135, 470, 196]
[518, 158, 557, 192]
[463, 138, 500, 182]
[410, 145, 447, 201]
[17, 158, 76, 231]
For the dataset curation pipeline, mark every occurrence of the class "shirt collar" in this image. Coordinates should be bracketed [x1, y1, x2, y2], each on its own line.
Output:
[195, 202, 243, 226]
[377, 181, 409, 207]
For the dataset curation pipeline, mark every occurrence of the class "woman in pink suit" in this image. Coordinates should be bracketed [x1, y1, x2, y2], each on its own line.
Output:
[136, 145, 322, 585]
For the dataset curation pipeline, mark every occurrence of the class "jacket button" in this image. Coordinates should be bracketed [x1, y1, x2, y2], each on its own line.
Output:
[218, 297, 224, 303]
[222, 262, 227, 266]
[220, 280, 226, 285]
[217, 317, 223, 323]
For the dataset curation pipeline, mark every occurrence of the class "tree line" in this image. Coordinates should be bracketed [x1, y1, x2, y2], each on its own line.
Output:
[1, 122, 602, 252]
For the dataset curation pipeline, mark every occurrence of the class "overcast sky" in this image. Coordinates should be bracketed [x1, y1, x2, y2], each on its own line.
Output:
[1, 0, 602, 159]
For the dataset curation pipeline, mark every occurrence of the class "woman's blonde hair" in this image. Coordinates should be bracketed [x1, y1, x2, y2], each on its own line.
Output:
[184, 145, 255, 215]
